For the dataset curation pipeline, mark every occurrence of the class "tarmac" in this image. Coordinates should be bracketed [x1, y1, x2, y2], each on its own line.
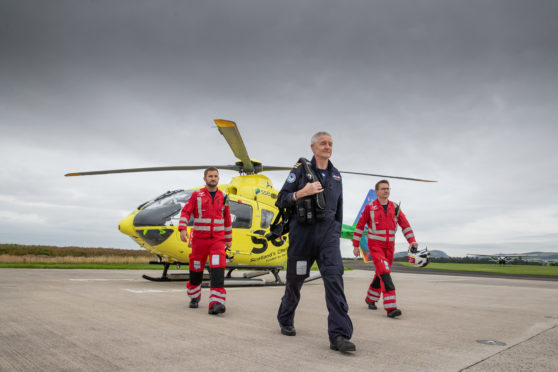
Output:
[1, 268, 557, 372]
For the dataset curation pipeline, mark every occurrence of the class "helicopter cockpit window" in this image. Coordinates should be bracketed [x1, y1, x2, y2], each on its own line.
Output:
[260, 209, 274, 229]
[229, 200, 252, 229]
[134, 190, 193, 227]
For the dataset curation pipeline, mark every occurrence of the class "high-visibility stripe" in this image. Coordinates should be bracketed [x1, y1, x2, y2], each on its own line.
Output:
[402, 227, 412, 234]
[180, 217, 188, 223]
[388, 230, 396, 234]
[209, 297, 226, 305]
[368, 289, 380, 297]
[214, 219, 224, 224]
[389, 237, 396, 241]
[354, 228, 364, 235]
[210, 290, 226, 298]
[368, 234, 387, 241]
[225, 234, 232, 239]
[384, 295, 396, 301]
[194, 218, 211, 223]
[225, 227, 232, 232]
[367, 294, 380, 301]
[405, 233, 415, 239]
[194, 226, 211, 231]
[384, 303, 397, 309]
[213, 226, 225, 231]
[197, 196, 202, 215]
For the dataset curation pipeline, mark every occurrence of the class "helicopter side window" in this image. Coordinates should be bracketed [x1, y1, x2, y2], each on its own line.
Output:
[229, 200, 252, 229]
[260, 209, 274, 229]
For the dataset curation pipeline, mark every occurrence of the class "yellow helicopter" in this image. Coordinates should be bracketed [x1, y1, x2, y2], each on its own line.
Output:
[66, 119, 435, 285]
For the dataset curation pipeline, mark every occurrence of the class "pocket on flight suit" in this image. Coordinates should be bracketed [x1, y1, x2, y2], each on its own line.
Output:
[286, 256, 310, 280]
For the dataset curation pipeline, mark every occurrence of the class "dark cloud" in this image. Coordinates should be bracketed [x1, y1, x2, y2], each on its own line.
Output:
[1, 0, 557, 256]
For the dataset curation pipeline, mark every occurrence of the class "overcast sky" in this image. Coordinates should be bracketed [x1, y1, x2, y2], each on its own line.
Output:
[1, 0, 557, 257]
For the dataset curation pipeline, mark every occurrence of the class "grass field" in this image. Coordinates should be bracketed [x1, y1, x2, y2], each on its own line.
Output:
[399, 262, 558, 276]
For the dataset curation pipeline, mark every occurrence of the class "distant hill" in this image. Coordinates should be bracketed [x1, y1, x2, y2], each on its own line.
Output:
[394, 250, 449, 259]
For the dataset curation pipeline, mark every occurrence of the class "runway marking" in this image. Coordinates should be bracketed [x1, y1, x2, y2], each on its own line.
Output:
[123, 288, 185, 294]
[70, 278, 137, 282]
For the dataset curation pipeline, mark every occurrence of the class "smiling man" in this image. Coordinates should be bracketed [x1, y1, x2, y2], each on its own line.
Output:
[275, 132, 355, 353]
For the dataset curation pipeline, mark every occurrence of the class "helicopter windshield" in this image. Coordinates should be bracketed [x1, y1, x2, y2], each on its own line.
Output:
[134, 190, 193, 227]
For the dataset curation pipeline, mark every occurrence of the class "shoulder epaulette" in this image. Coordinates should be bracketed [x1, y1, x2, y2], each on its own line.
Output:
[292, 162, 302, 169]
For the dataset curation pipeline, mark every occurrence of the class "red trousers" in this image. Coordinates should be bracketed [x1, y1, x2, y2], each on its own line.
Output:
[186, 238, 226, 308]
[366, 243, 397, 313]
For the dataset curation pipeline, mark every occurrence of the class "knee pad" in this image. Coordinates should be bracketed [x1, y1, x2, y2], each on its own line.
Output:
[210, 267, 225, 289]
[380, 273, 395, 292]
[189, 270, 204, 286]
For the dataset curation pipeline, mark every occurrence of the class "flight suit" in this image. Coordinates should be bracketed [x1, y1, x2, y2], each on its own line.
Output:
[352, 199, 416, 313]
[276, 157, 353, 343]
[178, 187, 232, 309]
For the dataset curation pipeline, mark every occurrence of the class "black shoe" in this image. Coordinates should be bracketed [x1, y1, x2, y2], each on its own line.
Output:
[366, 300, 377, 310]
[208, 303, 226, 315]
[280, 325, 296, 336]
[330, 336, 356, 352]
[387, 309, 402, 318]
[189, 298, 200, 309]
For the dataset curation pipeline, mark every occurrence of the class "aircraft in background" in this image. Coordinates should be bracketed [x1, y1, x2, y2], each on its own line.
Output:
[66, 119, 436, 285]
[467, 253, 557, 266]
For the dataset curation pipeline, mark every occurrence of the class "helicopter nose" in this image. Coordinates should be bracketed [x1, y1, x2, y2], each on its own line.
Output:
[118, 213, 137, 237]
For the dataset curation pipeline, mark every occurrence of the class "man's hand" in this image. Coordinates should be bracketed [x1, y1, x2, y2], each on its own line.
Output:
[353, 246, 361, 257]
[409, 242, 418, 253]
[180, 229, 189, 244]
[299, 181, 324, 197]
[225, 242, 232, 249]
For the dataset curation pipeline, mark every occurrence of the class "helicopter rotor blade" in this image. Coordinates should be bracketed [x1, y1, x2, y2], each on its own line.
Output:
[65, 165, 239, 177]
[339, 171, 437, 183]
[214, 119, 253, 173]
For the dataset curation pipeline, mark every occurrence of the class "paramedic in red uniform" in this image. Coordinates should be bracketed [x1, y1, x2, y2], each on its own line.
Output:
[178, 167, 232, 315]
[352, 180, 418, 318]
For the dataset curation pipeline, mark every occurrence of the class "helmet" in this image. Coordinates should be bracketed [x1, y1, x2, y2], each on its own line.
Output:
[408, 247, 430, 267]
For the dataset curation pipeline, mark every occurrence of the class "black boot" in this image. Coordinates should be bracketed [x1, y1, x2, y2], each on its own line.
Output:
[189, 298, 200, 309]
[366, 300, 377, 310]
[330, 336, 356, 352]
[208, 303, 226, 315]
[387, 308, 402, 318]
[279, 324, 296, 336]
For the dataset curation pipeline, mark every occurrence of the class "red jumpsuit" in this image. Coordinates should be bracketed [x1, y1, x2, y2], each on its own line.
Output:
[178, 187, 232, 309]
[352, 199, 416, 313]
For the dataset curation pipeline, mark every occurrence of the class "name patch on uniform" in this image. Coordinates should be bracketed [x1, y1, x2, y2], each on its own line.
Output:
[296, 260, 307, 275]
[287, 173, 296, 183]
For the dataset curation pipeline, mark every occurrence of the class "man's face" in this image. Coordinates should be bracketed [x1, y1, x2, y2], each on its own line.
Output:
[204, 171, 219, 187]
[376, 183, 390, 199]
[311, 134, 333, 160]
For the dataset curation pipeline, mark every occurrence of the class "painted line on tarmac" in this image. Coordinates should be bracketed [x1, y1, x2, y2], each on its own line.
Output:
[70, 278, 137, 281]
[123, 288, 185, 294]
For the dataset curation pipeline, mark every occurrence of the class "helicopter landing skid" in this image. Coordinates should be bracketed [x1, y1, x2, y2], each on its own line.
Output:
[142, 262, 288, 286]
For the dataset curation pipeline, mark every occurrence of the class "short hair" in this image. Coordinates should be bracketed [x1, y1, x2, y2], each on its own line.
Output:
[375, 179, 389, 191]
[204, 167, 219, 177]
[311, 131, 332, 145]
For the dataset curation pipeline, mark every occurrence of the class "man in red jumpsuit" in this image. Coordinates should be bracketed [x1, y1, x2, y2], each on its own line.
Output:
[178, 167, 232, 315]
[352, 180, 418, 318]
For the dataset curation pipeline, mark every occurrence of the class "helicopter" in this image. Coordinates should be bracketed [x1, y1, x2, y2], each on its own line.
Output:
[66, 119, 436, 285]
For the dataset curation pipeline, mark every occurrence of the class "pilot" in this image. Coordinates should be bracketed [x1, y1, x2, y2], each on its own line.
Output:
[178, 167, 232, 315]
[352, 179, 418, 318]
[276, 131, 355, 353]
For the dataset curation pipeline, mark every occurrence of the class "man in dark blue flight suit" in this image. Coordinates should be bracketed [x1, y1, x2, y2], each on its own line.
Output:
[276, 131, 355, 352]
